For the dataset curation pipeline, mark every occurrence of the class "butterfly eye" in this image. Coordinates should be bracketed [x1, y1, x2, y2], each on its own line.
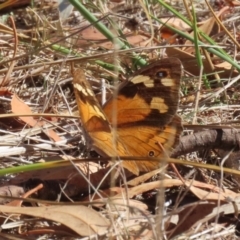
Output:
[157, 70, 167, 78]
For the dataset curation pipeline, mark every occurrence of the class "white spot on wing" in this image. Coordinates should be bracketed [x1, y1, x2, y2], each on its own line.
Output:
[86, 87, 94, 96]
[74, 83, 94, 96]
[151, 97, 169, 113]
[93, 105, 106, 120]
[161, 78, 175, 87]
[131, 75, 150, 84]
[143, 80, 154, 88]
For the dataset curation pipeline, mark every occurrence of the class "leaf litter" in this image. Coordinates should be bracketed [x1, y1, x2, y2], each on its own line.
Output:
[0, 0, 240, 239]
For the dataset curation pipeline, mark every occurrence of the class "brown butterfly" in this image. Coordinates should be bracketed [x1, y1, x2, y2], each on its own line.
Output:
[73, 58, 182, 175]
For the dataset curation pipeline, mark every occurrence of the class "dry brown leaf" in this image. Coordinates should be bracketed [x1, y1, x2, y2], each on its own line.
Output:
[11, 94, 61, 142]
[77, 17, 190, 49]
[169, 201, 217, 237]
[0, 205, 110, 236]
[197, 16, 220, 37]
[187, 184, 234, 201]
[161, 17, 189, 31]
[76, 24, 153, 49]
[11, 94, 36, 126]
[109, 198, 148, 211]
[215, 61, 234, 70]
[186, 180, 238, 199]
[127, 168, 163, 186]
[160, 17, 189, 44]
[184, 7, 229, 53]
[115, 179, 238, 201]
[176, 198, 240, 237]
[166, 47, 239, 78]
[107, 198, 151, 238]
[115, 179, 184, 198]
[184, 17, 219, 53]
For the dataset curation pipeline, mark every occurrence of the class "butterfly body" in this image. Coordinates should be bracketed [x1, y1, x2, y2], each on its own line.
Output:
[73, 58, 182, 175]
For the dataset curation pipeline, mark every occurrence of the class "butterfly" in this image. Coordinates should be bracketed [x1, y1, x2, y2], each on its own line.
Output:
[73, 58, 182, 175]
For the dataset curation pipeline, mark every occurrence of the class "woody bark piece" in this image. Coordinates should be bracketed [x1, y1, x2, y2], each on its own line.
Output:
[171, 129, 240, 157]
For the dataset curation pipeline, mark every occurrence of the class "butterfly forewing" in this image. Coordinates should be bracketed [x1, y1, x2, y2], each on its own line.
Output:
[103, 58, 181, 127]
[73, 69, 128, 158]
